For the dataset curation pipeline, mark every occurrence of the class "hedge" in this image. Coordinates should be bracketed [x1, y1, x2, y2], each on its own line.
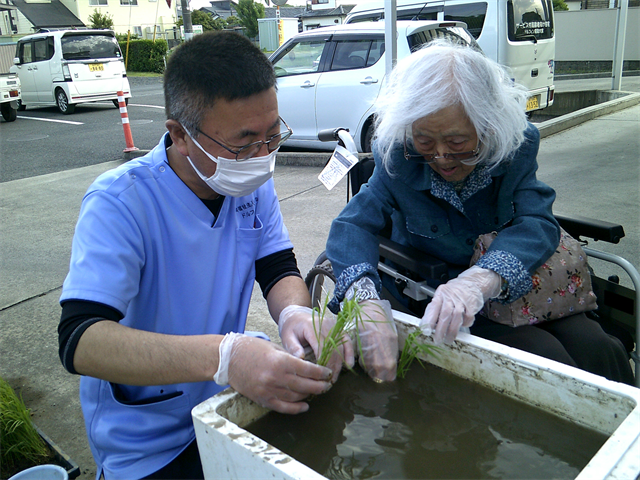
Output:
[118, 39, 168, 73]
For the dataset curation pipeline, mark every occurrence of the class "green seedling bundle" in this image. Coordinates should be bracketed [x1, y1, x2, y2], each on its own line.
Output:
[0, 377, 50, 475]
[311, 295, 439, 379]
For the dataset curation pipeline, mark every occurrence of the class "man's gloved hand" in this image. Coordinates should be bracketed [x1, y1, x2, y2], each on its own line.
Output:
[356, 299, 398, 382]
[278, 305, 354, 383]
[420, 266, 502, 345]
[213, 332, 334, 414]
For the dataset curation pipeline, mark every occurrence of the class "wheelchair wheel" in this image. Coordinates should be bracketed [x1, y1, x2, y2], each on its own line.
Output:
[304, 255, 336, 311]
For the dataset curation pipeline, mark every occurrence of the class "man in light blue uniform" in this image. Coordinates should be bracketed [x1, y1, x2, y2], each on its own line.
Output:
[58, 32, 352, 479]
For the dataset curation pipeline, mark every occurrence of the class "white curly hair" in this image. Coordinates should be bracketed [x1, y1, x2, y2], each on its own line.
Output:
[373, 38, 530, 170]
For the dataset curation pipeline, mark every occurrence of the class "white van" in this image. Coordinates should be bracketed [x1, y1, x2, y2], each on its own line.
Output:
[345, 0, 555, 113]
[10, 29, 131, 114]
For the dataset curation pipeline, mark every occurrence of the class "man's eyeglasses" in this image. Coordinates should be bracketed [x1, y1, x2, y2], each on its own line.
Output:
[403, 134, 480, 165]
[196, 117, 293, 161]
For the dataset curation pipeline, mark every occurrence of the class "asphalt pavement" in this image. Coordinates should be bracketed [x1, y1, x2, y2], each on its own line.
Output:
[1, 76, 639, 480]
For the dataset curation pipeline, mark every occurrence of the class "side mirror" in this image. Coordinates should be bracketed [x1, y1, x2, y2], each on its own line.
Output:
[13, 57, 20, 65]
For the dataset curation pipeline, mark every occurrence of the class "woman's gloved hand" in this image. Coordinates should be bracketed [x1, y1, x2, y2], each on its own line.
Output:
[421, 266, 502, 345]
[278, 305, 354, 383]
[213, 332, 334, 414]
[356, 299, 398, 382]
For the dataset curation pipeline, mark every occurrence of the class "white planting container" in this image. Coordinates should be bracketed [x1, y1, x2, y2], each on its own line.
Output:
[192, 311, 640, 480]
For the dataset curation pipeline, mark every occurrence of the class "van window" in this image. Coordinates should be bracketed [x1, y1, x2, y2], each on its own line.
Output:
[507, 0, 553, 41]
[348, 6, 441, 23]
[408, 26, 479, 52]
[18, 41, 33, 63]
[61, 33, 122, 60]
[33, 37, 54, 62]
[444, 2, 487, 39]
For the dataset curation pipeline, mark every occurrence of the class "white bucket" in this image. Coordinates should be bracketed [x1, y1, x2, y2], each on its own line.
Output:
[8, 464, 69, 480]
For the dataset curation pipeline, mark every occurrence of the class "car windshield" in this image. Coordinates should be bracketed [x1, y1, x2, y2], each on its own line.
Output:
[61, 34, 122, 60]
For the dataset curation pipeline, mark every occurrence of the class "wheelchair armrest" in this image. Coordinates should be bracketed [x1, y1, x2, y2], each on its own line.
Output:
[555, 214, 625, 244]
[377, 236, 449, 283]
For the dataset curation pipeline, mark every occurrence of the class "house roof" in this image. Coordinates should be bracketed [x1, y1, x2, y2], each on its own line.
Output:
[10, 0, 84, 29]
[263, 7, 306, 19]
[298, 5, 355, 19]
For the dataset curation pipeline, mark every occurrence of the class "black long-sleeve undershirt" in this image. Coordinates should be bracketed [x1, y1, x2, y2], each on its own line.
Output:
[58, 248, 301, 374]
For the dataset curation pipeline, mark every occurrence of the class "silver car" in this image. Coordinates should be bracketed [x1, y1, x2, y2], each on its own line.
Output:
[270, 21, 479, 152]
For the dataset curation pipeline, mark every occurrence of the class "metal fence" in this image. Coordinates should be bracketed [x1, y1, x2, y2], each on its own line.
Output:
[0, 43, 16, 74]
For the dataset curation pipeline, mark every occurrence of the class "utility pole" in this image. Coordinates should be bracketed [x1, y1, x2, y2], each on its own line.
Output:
[611, 0, 629, 91]
[181, 0, 193, 41]
[384, 0, 397, 76]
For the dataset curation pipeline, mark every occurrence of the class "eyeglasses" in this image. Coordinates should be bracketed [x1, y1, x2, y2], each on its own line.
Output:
[403, 133, 480, 165]
[195, 117, 293, 161]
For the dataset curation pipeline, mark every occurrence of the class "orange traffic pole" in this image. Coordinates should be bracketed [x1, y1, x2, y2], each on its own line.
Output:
[118, 91, 138, 153]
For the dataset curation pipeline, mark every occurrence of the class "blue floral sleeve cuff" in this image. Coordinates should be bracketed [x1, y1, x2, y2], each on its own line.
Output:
[328, 262, 381, 314]
[475, 249, 533, 304]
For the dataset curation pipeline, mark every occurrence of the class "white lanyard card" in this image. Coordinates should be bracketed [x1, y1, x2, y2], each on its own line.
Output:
[318, 145, 359, 191]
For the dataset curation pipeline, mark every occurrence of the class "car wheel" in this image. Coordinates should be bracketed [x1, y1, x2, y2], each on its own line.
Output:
[362, 121, 375, 153]
[56, 89, 75, 115]
[1, 103, 17, 122]
[17, 99, 26, 111]
[112, 98, 129, 108]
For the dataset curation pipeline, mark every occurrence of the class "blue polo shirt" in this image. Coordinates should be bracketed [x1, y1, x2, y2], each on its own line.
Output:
[60, 133, 293, 479]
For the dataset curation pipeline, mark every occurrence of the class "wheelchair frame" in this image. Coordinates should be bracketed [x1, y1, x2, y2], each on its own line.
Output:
[305, 137, 639, 387]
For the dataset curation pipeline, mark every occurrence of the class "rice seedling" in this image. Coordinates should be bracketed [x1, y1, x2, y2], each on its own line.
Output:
[0, 376, 50, 475]
[397, 331, 441, 379]
[311, 292, 439, 381]
[312, 295, 365, 370]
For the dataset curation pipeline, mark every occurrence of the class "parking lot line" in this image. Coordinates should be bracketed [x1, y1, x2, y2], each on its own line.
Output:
[128, 103, 164, 110]
[17, 116, 84, 125]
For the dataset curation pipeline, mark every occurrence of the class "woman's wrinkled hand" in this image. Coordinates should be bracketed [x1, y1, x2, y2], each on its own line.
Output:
[357, 299, 398, 382]
[420, 266, 502, 344]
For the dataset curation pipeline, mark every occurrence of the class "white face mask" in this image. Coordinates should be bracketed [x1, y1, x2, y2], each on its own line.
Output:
[184, 129, 277, 198]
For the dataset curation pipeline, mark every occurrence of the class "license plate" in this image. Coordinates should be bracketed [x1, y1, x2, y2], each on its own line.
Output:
[89, 63, 104, 72]
[526, 95, 540, 111]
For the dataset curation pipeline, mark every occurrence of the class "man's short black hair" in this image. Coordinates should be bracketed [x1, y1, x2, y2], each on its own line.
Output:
[164, 31, 276, 134]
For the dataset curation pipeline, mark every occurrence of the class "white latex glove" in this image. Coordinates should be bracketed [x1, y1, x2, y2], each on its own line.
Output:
[278, 305, 355, 383]
[213, 332, 333, 414]
[356, 299, 398, 382]
[421, 266, 502, 345]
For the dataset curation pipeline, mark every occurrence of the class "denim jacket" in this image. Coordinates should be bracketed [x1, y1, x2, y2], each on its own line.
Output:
[326, 123, 560, 308]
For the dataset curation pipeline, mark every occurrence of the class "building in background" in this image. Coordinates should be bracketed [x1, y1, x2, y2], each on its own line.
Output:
[0, 0, 177, 39]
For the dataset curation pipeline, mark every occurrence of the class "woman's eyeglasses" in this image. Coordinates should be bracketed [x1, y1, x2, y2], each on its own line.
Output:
[403, 134, 480, 165]
[196, 117, 293, 161]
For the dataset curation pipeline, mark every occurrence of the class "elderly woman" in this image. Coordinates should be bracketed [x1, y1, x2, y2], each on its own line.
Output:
[326, 39, 633, 385]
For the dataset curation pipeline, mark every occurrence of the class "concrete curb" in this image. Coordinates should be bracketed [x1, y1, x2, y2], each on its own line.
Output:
[123, 91, 640, 164]
[555, 71, 640, 81]
[538, 91, 640, 139]
[124, 149, 365, 167]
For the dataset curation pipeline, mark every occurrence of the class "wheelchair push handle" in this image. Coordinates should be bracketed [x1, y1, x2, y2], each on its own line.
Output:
[318, 127, 359, 155]
[318, 127, 349, 143]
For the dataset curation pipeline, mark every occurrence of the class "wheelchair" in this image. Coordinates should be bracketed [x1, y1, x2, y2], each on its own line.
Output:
[305, 128, 640, 387]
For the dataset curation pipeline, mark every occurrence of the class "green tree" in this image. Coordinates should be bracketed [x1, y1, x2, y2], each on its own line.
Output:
[552, 0, 569, 10]
[88, 9, 114, 29]
[176, 10, 223, 31]
[226, 15, 241, 27]
[235, 0, 265, 38]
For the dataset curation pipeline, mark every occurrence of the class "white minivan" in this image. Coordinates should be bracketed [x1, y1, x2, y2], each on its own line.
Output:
[345, 0, 556, 113]
[10, 29, 131, 114]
